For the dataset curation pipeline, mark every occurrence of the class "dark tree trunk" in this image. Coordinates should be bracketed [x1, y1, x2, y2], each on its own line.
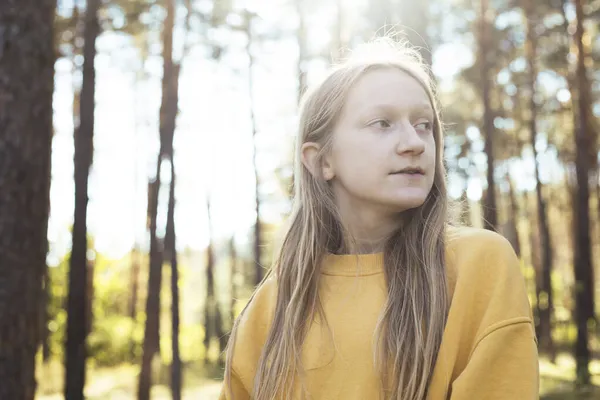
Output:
[572, 0, 595, 385]
[216, 295, 226, 366]
[524, 0, 555, 361]
[85, 259, 95, 336]
[41, 268, 51, 362]
[526, 191, 543, 332]
[165, 149, 181, 400]
[65, 0, 100, 398]
[505, 177, 521, 257]
[138, 0, 176, 397]
[129, 249, 140, 321]
[478, 0, 497, 230]
[128, 247, 140, 358]
[0, 2, 55, 398]
[203, 197, 227, 366]
[138, 164, 164, 400]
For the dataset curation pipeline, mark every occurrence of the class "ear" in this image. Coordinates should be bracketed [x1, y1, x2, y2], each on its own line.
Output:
[301, 142, 335, 181]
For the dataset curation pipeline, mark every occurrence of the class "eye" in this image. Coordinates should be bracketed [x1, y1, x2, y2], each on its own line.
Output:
[415, 121, 433, 131]
[369, 119, 392, 129]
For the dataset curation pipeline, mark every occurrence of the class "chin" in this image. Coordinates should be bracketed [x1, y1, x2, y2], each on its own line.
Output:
[385, 194, 429, 212]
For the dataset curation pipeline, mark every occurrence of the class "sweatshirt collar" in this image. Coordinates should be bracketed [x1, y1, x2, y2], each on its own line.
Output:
[321, 252, 384, 276]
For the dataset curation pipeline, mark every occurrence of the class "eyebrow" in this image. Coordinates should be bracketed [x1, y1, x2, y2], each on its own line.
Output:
[365, 102, 434, 115]
[414, 103, 435, 113]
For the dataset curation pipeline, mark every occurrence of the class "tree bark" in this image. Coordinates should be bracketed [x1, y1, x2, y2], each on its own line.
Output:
[165, 148, 181, 400]
[524, 0, 555, 361]
[65, 0, 100, 398]
[0, 4, 55, 399]
[138, 162, 163, 400]
[41, 267, 51, 363]
[128, 246, 140, 358]
[202, 196, 227, 366]
[203, 200, 215, 361]
[138, 0, 176, 397]
[505, 176, 522, 257]
[478, 0, 497, 230]
[572, 0, 595, 385]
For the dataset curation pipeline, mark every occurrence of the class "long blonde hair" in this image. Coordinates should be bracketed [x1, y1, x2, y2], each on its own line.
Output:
[225, 38, 450, 400]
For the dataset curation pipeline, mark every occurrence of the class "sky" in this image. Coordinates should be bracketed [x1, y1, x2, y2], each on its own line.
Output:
[47, 0, 567, 263]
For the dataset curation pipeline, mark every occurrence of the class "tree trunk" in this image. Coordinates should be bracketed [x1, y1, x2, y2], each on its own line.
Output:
[296, 0, 307, 103]
[572, 0, 595, 385]
[229, 236, 237, 327]
[216, 294, 226, 366]
[526, 190, 543, 330]
[478, 0, 497, 230]
[165, 149, 181, 400]
[162, 47, 183, 399]
[129, 246, 140, 358]
[458, 187, 471, 226]
[65, 0, 100, 397]
[138, 163, 163, 400]
[524, 0, 555, 361]
[398, 0, 431, 66]
[138, 0, 176, 397]
[128, 250, 140, 323]
[203, 200, 215, 362]
[202, 196, 227, 366]
[0, 2, 55, 398]
[244, 13, 263, 286]
[85, 259, 95, 336]
[505, 176, 522, 257]
[41, 267, 51, 362]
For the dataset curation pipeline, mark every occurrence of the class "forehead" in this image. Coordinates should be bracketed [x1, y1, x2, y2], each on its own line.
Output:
[344, 67, 432, 113]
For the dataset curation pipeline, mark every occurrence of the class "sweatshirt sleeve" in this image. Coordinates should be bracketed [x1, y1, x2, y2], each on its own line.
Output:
[218, 275, 278, 400]
[219, 368, 251, 400]
[450, 231, 539, 399]
[450, 319, 539, 399]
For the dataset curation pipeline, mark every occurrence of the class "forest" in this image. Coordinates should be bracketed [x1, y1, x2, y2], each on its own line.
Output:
[0, 0, 599, 399]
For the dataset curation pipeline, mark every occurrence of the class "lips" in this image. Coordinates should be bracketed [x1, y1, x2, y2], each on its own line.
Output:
[391, 167, 425, 175]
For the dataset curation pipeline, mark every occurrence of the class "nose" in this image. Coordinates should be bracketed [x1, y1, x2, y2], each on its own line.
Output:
[395, 123, 425, 155]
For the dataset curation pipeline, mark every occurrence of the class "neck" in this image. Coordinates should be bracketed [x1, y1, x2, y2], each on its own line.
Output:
[335, 199, 402, 255]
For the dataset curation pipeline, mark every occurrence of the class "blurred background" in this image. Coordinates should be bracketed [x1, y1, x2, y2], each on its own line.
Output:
[0, 0, 599, 399]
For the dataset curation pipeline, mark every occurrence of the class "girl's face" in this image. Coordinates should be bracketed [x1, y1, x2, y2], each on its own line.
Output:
[324, 68, 436, 217]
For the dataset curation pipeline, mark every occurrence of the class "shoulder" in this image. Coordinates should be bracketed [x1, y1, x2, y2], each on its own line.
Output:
[445, 225, 519, 277]
[229, 273, 278, 382]
[236, 273, 278, 344]
[446, 225, 515, 255]
[445, 225, 533, 326]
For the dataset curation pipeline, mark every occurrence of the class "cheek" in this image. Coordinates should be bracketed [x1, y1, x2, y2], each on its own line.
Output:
[332, 141, 382, 178]
[427, 137, 438, 165]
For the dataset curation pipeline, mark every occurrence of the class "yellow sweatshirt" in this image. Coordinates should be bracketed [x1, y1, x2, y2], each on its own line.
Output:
[219, 227, 539, 399]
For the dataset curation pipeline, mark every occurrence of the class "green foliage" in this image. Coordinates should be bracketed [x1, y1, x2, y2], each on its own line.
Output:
[46, 256, 68, 362]
[88, 316, 143, 366]
[46, 250, 142, 367]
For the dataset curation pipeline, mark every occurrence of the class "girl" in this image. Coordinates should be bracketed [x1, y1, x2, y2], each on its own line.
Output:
[219, 38, 539, 400]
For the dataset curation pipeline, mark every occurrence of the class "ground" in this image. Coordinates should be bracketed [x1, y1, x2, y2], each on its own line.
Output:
[36, 353, 600, 399]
